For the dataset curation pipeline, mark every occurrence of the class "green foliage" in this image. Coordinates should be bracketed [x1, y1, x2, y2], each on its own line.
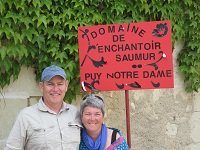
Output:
[0, 0, 199, 103]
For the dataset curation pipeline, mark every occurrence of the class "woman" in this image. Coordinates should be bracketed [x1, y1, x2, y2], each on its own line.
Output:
[79, 94, 129, 150]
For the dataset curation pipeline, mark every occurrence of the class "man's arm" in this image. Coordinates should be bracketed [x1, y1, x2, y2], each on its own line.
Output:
[4, 113, 26, 150]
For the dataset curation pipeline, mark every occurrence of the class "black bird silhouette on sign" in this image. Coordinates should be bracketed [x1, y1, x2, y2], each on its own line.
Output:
[127, 82, 141, 88]
[146, 51, 164, 70]
[152, 23, 168, 37]
[151, 81, 160, 88]
[88, 56, 107, 68]
[82, 80, 100, 91]
[115, 82, 141, 89]
[79, 28, 107, 68]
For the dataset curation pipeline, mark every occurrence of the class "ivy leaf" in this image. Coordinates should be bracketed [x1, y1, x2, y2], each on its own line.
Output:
[1, 18, 12, 28]
[190, 66, 199, 74]
[32, 35, 45, 49]
[20, 45, 28, 58]
[51, 5, 58, 14]
[47, 39, 60, 56]
[28, 7, 40, 17]
[0, 46, 7, 60]
[47, 39, 60, 48]
[65, 20, 79, 30]
[5, 11, 19, 24]
[55, 51, 67, 63]
[21, 28, 38, 42]
[7, 44, 17, 58]
[185, 85, 193, 92]
[27, 45, 37, 58]
[6, 1, 14, 9]
[12, 62, 21, 81]
[83, 0, 89, 4]
[190, 21, 197, 28]
[14, 0, 25, 10]
[13, 32, 22, 44]
[27, 0, 31, 4]
[2, 27, 14, 39]
[66, 60, 77, 72]
[65, 8, 75, 20]
[0, 1, 5, 15]
[32, 0, 41, 8]
[184, 0, 193, 6]
[41, 0, 52, 10]
[56, 30, 65, 40]
[23, 17, 33, 29]
[46, 28, 56, 39]
[51, 15, 61, 27]
[3, 56, 12, 72]
[64, 44, 78, 54]
[37, 14, 47, 28]
[48, 47, 57, 57]
[92, 13, 103, 22]
[65, 32, 76, 39]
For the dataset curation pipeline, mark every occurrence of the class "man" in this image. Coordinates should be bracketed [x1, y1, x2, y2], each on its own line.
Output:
[4, 65, 81, 150]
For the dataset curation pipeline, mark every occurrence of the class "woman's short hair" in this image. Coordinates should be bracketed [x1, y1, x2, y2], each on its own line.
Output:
[80, 94, 105, 116]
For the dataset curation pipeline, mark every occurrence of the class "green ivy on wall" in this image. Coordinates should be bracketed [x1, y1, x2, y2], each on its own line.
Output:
[0, 0, 199, 102]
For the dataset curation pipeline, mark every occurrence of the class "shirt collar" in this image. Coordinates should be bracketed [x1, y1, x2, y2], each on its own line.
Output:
[38, 97, 69, 114]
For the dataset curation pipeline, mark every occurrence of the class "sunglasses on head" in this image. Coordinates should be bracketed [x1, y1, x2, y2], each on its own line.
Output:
[82, 95, 104, 102]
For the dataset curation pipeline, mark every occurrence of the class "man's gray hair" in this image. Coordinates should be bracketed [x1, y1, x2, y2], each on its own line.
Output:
[80, 94, 105, 116]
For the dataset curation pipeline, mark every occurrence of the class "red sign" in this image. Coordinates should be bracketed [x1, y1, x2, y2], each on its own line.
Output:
[78, 20, 174, 92]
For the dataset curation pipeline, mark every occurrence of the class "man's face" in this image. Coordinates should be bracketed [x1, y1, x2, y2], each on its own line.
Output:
[39, 75, 68, 109]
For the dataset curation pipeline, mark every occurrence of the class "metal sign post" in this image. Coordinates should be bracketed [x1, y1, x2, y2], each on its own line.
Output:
[125, 90, 131, 149]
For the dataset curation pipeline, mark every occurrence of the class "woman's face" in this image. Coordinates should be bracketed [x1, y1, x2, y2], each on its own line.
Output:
[81, 106, 104, 134]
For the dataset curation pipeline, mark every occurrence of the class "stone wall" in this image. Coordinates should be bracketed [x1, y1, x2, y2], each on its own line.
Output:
[0, 41, 200, 150]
